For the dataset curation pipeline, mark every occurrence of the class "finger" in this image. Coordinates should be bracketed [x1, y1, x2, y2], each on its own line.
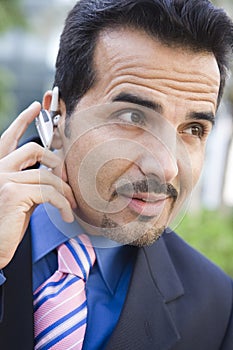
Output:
[52, 155, 68, 183]
[0, 142, 61, 172]
[34, 184, 75, 223]
[1, 182, 74, 223]
[4, 168, 77, 209]
[0, 101, 41, 158]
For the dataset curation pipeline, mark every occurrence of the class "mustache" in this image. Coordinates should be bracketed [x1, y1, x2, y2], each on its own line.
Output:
[114, 178, 178, 199]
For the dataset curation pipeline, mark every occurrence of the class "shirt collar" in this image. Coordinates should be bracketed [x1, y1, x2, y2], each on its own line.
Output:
[31, 203, 136, 294]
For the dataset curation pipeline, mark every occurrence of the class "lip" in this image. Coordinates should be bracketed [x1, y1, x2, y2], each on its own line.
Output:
[124, 193, 170, 217]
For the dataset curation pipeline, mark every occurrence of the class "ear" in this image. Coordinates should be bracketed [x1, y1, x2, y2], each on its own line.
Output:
[43, 90, 53, 111]
[42, 90, 66, 150]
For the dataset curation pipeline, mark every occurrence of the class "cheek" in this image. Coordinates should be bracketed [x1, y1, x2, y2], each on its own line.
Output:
[64, 141, 82, 196]
[190, 147, 205, 184]
[64, 132, 135, 215]
[96, 158, 133, 197]
[178, 147, 205, 195]
[63, 133, 94, 197]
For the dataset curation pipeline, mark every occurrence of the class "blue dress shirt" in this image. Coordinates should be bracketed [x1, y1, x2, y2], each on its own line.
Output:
[31, 203, 136, 350]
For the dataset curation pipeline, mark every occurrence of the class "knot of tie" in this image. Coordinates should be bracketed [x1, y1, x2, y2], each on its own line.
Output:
[58, 234, 96, 282]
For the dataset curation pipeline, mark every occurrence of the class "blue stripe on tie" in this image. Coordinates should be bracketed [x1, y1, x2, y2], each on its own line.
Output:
[66, 240, 87, 281]
[41, 317, 87, 350]
[33, 275, 67, 300]
[35, 300, 87, 344]
[77, 236, 92, 268]
[34, 276, 78, 312]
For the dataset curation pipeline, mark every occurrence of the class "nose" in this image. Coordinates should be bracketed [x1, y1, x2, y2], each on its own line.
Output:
[137, 130, 178, 183]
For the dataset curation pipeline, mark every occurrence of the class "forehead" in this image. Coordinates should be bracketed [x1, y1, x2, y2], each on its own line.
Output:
[87, 27, 220, 112]
[95, 27, 220, 79]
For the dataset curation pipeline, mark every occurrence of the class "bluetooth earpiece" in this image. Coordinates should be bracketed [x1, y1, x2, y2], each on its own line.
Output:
[52, 114, 61, 126]
[35, 86, 60, 149]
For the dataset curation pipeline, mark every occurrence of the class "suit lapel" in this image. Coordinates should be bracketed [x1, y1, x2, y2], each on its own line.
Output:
[0, 228, 34, 350]
[106, 236, 184, 350]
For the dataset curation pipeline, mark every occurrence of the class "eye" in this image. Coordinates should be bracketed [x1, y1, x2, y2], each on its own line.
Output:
[111, 109, 146, 126]
[181, 123, 209, 138]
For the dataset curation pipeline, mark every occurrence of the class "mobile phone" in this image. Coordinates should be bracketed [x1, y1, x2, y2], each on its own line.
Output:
[35, 86, 59, 149]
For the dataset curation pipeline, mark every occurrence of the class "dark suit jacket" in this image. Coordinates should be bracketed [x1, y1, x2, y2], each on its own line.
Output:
[0, 227, 232, 349]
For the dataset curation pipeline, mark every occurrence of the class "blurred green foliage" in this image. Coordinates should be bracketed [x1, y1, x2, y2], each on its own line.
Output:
[0, 0, 26, 33]
[0, 0, 26, 132]
[177, 210, 233, 277]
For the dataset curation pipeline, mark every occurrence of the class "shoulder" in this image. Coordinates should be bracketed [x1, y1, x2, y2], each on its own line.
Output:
[161, 229, 233, 319]
[156, 230, 233, 347]
[162, 229, 233, 290]
[162, 229, 232, 282]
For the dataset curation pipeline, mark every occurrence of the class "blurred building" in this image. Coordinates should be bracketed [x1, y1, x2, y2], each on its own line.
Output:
[202, 104, 233, 209]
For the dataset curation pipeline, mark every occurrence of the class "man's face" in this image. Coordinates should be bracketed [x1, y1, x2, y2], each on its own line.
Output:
[58, 28, 220, 246]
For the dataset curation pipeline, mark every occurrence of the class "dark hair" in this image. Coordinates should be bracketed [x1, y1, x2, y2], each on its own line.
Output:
[54, 0, 233, 117]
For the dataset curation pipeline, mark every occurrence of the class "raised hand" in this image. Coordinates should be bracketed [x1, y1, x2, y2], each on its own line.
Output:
[0, 102, 76, 269]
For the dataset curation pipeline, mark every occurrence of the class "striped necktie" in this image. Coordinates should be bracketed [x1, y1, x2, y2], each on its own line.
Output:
[33, 234, 96, 350]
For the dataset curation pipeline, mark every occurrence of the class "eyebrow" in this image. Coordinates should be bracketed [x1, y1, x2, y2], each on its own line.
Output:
[112, 92, 215, 126]
[112, 92, 163, 114]
[187, 111, 216, 126]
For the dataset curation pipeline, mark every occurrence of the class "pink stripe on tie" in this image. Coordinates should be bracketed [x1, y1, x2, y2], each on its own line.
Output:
[49, 324, 86, 350]
[59, 244, 84, 278]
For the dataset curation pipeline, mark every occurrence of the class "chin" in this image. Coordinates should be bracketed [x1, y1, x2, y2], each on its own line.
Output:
[130, 225, 165, 247]
[101, 214, 166, 246]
